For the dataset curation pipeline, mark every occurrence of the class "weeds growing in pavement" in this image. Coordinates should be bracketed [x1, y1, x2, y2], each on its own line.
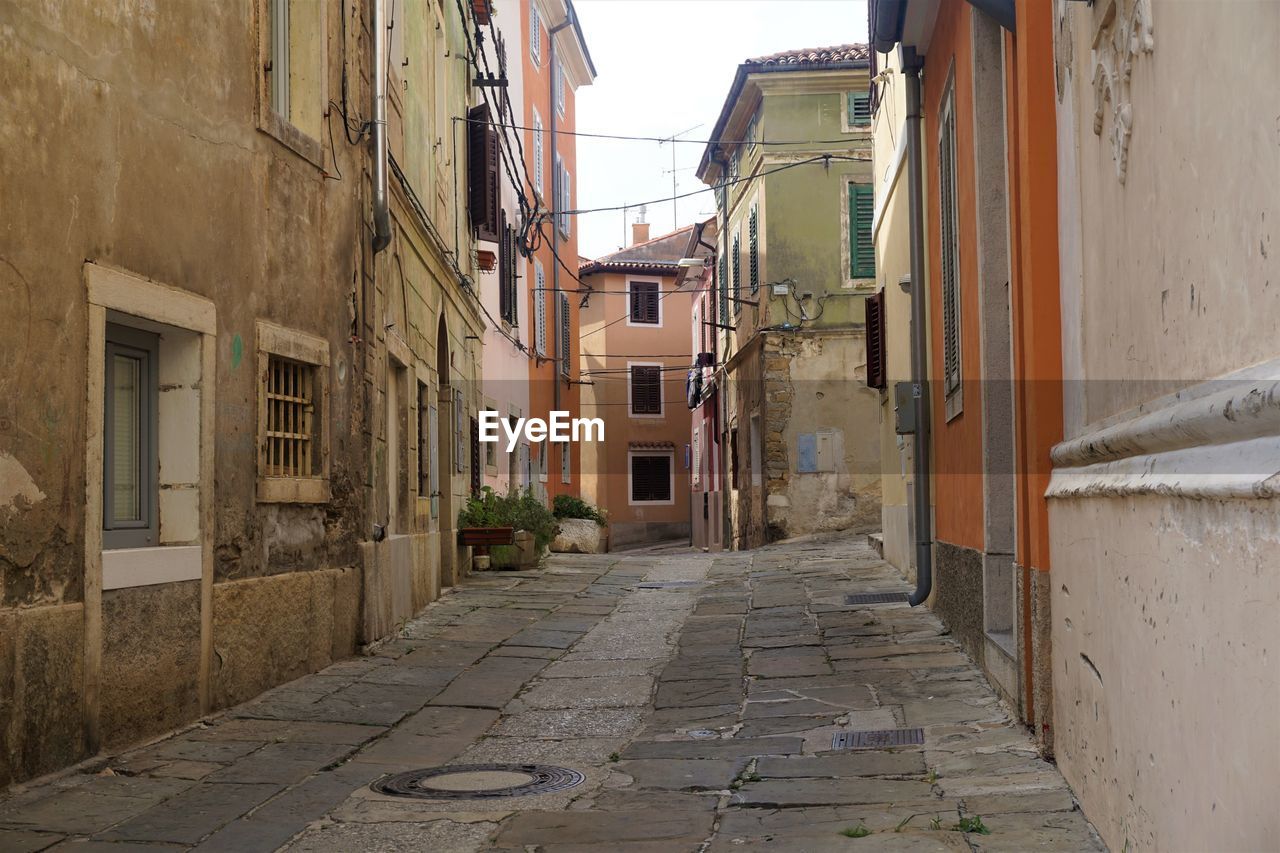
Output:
[840, 825, 871, 838]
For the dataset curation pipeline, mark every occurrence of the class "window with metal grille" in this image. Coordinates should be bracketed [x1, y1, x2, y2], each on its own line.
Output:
[848, 91, 872, 128]
[748, 205, 759, 294]
[865, 289, 887, 390]
[263, 354, 318, 478]
[630, 365, 662, 415]
[560, 442, 571, 484]
[629, 281, 660, 324]
[850, 183, 875, 279]
[558, 292, 571, 376]
[630, 454, 672, 503]
[732, 232, 742, 314]
[939, 87, 962, 408]
[534, 262, 547, 354]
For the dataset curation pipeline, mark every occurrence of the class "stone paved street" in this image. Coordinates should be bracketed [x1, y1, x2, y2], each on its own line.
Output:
[0, 534, 1105, 852]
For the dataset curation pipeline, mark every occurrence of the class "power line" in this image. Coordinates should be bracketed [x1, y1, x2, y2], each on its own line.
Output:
[456, 115, 873, 148]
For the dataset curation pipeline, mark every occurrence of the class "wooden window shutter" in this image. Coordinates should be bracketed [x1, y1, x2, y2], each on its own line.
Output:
[468, 106, 499, 240]
[732, 233, 741, 313]
[848, 91, 871, 127]
[630, 366, 661, 414]
[850, 184, 875, 279]
[718, 254, 729, 326]
[631, 455, 671, 502]
[630, 282, 658, 324]
[865, 289, 887, 390]
[748, 206, 759, 294]
[558, 293, 570, 376]
[469, 416, 481, 494]
[940, 102, 962, 400]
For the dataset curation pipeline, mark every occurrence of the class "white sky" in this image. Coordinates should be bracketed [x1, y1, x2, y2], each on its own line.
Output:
[573, 0, 870, 260]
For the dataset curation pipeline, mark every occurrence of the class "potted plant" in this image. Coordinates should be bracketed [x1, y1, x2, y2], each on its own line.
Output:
[551, 495, 608, 554]
[457, 488, 557, 570]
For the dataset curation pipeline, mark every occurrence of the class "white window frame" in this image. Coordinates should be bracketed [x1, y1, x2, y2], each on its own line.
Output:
[625, 277, 663, 328]
[627, 360, 664, 419]
[627, 450, 676, 506]
[256, 0, 327, 166]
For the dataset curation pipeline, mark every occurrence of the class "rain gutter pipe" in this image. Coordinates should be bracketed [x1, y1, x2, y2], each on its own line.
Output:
[903, 46, 932, 606]
[371, 0, 391, 253]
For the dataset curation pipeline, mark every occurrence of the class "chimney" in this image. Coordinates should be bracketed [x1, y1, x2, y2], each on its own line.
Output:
[631, 222, 650, 246]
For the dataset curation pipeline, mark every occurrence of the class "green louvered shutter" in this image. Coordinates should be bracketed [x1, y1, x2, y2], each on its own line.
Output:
[732, 232, 742, 314]
[848, 91, 871, 128]
[850, 184, 875, 279]
[748, 206, 759, 294]
[718, 253, 729, 326]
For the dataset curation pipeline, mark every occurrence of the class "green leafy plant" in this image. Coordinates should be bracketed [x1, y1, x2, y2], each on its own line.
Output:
[840, 825, 871, 838]
[953, 815, 990, 835]
[552, 494, 607, 525]
[928, 816, 942, 830]
[608, 752, 620, 763]
[458, 487, 559, 561]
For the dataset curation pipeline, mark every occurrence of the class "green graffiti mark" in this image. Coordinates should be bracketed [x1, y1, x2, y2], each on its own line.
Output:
[231, 334, 243, 370]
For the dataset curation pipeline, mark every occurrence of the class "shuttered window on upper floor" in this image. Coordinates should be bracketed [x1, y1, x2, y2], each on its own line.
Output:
[498, 214, 518, 326]
[630, 365, 662, 415]
[718, 254, 729, 327]
[468, 105, 500, 240]
[732, 232, 742, 313]
[748, 205, 760, 294]
[939, 89, 963, 407]
[865, 289, 887, 390]
[848, 91, 871, 128]
[849, 183, 875, 280]
[558, 292, 570, 377]
[629, 281, 660, 325]
[534, 261, 547, 355]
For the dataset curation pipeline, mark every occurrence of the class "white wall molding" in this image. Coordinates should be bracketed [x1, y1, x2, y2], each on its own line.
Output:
[1048, 368, 1280, 500]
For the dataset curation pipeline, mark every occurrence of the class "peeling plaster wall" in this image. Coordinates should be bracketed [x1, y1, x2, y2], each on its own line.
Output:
[1051, 1, 1280, 849]
[0, 0, 368, 783]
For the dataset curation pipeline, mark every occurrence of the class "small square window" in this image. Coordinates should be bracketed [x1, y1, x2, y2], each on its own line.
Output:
[256, 321, 330, 503]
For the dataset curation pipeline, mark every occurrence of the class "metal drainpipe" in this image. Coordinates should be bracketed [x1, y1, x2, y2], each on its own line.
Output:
[371, 0, 391, 254]
[903, 47, 933, 606]
[549, 18, 572, 421]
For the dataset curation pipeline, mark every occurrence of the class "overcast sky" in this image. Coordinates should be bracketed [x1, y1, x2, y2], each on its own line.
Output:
[572, 0, 869, 260]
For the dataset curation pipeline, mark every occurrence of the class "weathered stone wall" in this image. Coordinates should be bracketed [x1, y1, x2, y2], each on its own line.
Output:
[0, 0, 370, 784]
[760, 330, 882, 542]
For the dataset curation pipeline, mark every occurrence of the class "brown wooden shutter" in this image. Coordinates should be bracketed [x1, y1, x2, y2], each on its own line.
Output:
[631, 455, 671, 502]
[469, 416, 481, 495]
[629, 282, 659, 324]
[468, 106, 499, 240]
[865, 289, 887, 390]
[630, 366, 661, 414]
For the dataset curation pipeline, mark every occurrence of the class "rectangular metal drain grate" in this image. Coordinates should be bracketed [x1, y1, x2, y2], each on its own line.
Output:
[832, 728, 925, 750]
[845, 592, 910, 605]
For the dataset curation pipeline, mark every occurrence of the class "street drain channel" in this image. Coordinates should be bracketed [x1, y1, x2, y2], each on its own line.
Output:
[844, 592, 911, 605]
[637, 580, 702, 589]
[832, 728, 925, 750]
[371, 764, 586, 800]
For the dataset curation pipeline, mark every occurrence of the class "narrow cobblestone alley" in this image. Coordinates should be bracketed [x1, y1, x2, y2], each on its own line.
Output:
[0, 535, 1104, 852]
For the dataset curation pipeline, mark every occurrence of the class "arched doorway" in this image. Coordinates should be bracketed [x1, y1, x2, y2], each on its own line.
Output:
[435, 314, 456, 586]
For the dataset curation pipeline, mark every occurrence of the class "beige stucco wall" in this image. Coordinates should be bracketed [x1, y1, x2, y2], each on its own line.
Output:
[1051, 2, 1280, 849]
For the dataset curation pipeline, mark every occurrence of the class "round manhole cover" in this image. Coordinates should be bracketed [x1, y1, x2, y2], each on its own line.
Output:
[372, 764, 586, 800]
[686, 729, 718, 739]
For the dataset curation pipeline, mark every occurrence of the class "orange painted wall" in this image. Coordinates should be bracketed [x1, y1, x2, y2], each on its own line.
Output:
[923, 2, 985, 553]
[523, 2, 582, 501]
[1007, 0, 1063, 574]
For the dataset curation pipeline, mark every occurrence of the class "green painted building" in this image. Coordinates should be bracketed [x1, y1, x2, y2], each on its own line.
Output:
[696, 44, 881, 548]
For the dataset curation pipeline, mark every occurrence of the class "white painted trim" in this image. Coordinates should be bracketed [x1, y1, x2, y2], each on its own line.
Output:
[86, 263, 216, 335]
[624, 276, 664, 328]
[626, 360, 665, 419]
[103, 545, 202, 590]
[627, 450, 676, 507]
[1048, 372, 1280, 500]
[872, 121, 909, 242]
